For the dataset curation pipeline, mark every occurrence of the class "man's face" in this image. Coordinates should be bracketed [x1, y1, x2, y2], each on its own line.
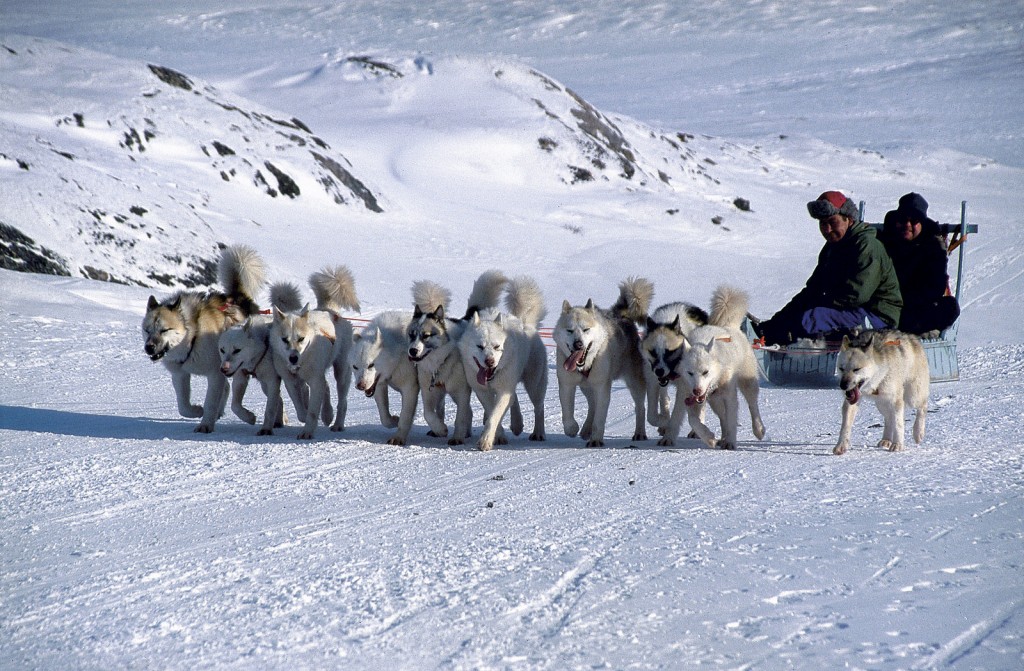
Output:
[895, 216, 922, 242]
[819, 214, 851, 243]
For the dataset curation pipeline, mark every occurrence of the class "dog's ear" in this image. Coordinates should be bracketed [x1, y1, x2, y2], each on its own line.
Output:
[646, 316, 658, 333]
[242, 317, 253, 333]
[147, 295, 160, 311]
[681, 333, 692, 351]
[273, 306, 286, 321]
[670, 315, 683, 335]
[167, 295, 181, 311]
[561, 300, 572, 315]
[299, 303, 311, 317]
[703, 339, 715, 353]
[413, 304, 424, 319]
[471, 312, 481, 326]
[584, 298, 595, 311]
[433, 304, 445, 321]
[840, 335, 851, 350]
[495, 313, 504, 327]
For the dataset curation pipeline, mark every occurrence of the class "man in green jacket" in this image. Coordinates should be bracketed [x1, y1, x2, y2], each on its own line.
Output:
[755, 191, 903, 346]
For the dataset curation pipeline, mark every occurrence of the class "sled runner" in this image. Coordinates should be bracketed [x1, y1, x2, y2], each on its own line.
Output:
[749, 201, 977, 387]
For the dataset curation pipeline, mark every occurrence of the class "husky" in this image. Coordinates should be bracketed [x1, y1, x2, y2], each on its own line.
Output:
[350, 311, 419, 445]
[834, 330, 929, 455]
[459, 276, 548, 451]
[142, 244, 265, 433]
[407, 270, 509, 445]
[640, 300, 709, 432]
[219, 282, 308, 434]
[555, 277, 653, 447]
[270, 266, 360, 439]
[669, 286, 766, 450]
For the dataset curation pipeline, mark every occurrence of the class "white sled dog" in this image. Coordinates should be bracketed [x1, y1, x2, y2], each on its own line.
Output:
[555, 277, 653, 447]
[670, 286, 766, 450]
[270, 266, 360, 439]
[834, 330, 929, 455]
[142, 244, 266, 433]
[219, 282, 308, 435]
[407, 270, 509, 445]
[640, 300, 709, 433]
[350, 310, 420, 445]
[459, 276, 548, 451]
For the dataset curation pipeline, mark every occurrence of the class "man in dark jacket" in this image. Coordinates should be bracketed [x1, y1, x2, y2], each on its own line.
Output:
[756, 191, 903, 346]
[878, 192, 960, 336]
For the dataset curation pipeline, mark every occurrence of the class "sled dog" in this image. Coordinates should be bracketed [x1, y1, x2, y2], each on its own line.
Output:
[834, 330, 929, 455]
[270, 266, 360, 439]
[350, 311, 419, 445]
[142, 244, 265, 433]
[407, 270, 509, 445]
[555, 277, 653, 447]
[459, 276, 548, 451]
[670, 286, 766, 449]
[219, 282, 308, 434]
[640, 300, 709, 432]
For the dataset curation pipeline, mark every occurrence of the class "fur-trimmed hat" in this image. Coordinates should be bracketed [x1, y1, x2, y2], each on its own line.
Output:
[807, 190, 859, 223]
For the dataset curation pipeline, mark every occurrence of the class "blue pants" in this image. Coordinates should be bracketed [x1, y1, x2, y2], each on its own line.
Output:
[800, 307, 888, 338]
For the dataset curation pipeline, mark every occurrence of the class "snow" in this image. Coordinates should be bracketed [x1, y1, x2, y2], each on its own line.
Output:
[2, 1, 1023, 669]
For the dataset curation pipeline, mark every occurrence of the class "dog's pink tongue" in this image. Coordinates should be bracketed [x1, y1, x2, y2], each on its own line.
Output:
[564, 348, 585, 372]
[476, 361, 490, 386]
[846, 387, 861, 405]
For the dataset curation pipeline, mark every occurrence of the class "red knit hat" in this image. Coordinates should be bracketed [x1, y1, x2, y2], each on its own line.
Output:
[807, 191, 859, 222]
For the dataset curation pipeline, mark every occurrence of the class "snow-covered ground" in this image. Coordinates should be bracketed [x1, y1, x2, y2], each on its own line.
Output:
[2, 2, 1023, 669]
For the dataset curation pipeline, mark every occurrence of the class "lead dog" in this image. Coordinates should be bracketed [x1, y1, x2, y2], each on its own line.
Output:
[459, 276, 547, 451]
[407, 270, 509, 445]
[834, 329, 929, 455]
[671, 286, 766, 450]
[142, 244, 266, 433]
[555, 277, 653, 447]
[270, 266, 360, 439]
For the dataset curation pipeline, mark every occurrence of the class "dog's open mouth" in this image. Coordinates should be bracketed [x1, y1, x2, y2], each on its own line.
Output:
[563, 344, 591, 375]
[656, 371, 679, 387]
[845, 383, 863, 405]
[686, 389, 707, 406]
[361, 373, 380, 398]
[474, 357, 496, 386]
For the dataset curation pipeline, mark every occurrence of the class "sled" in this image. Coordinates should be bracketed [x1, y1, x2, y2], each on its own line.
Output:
[749, 201, 977, 387]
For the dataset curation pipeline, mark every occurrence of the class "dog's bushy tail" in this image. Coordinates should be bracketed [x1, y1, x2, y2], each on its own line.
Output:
[310, 265, 360, 313]
[464, 269, 509, 318]
[219, 244, 267, 304]
[505, 276, 547, 332]
[412, 280, 451, 314]
[269, 281, 303, 313]
[709, 285, 749, 329]
[611, 276, 654, 323]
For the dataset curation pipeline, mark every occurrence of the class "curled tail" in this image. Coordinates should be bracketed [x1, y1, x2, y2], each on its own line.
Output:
[310, 265, 360, 313]
[610, 276, 654, 323]
[505, 276, 547, 332]
[269, 281, 303, 313]
[219, 244, 266, 302]
[463, 269, 509, 319]
[412, 280, 451, 315]
[709, 285, 749, 329]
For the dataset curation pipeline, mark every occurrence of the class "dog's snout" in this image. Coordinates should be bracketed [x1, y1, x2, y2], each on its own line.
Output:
[573, 339, 583, 351]
[289, 353, 299, 365]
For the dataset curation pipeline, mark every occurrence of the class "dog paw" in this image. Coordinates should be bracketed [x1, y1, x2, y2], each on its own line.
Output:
[833, 440, 849, 455]
[194, 424, 214, 434]
[585, 439, 604, 448]
[495, 435, 509, 446]
[877, 439, 893, 450]
[632, 431, 648, 441]
[182, 405, 204, 418]
[530, 431, 546, 442]
[330, 423, 345, 432]
[297, 431, 315, 440]
[236, 409, 256, 425]
[256, 428, 274, 436]
[887, 442, 903, 452]
[753, 420, 766, 440]
[447, 437, 465, 446]
[478, 440, 494, 452]
[563, 421, 579, 438]
[718, 440, 735, 451]
[657, 437, 675, 447]
[382, 415, 399, 428]
[427, 428, 449, 438]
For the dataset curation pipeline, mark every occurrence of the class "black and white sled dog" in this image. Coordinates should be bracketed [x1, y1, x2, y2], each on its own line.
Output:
[640, 300, 709, 434]
[142, 244, 266, 433]
[673, 286, 766, 450]
[218, 282, 309, 435]
[459, 276, 548, 451]
[834, 329, 929, 455]
[270, 266, 360, 439]
[407, 270, 509, 445]
[555, 277, 653, 447]
[350, 310, 420, 445]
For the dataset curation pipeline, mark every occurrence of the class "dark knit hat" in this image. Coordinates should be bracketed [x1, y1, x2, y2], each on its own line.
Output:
[895, 192, 930, 223]
[807, 191, 859, 223]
